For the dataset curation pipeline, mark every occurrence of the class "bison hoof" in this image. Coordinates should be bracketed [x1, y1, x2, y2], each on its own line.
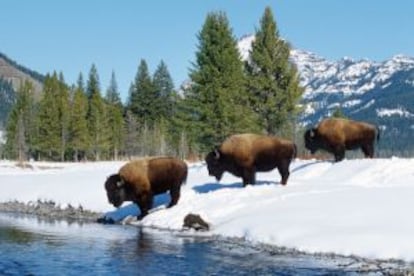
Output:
[96, 216, 115, 224]
[137, 214, 147, 220]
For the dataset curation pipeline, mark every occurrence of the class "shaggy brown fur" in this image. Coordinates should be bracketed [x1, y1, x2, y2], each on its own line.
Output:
[205, 133, 297, 186]
[183, 213, 210, 231]
[304, 118, 379, 162]
[104, 157, 188, 220]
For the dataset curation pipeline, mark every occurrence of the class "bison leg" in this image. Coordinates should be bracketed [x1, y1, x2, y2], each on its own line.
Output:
[168, 184, 181, 208]
[361, 144, 374, 158]
[136, 202, 148, 220]
[333, 146, 345, 162]
[242, 168, 255, 187]
[278, 160, 290, 185]
[136, 192, 153, 220]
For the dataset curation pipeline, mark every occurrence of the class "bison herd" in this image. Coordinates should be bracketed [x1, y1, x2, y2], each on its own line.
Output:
[104, 118, 380, 220]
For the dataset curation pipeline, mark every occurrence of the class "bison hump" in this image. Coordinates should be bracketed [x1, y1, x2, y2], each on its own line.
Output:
[118, 160, 150, 189]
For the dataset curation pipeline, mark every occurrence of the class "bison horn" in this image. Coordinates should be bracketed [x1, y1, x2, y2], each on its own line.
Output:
[116, 179, 124, 188]
[214, 148, 220, 159]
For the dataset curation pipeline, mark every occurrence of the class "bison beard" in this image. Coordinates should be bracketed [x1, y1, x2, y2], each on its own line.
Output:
[104, 157, 188, 220]
[304, 118, 380, 162]
[205, 133, 296, 186]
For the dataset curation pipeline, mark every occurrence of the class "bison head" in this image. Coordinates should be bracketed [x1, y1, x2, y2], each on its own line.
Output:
[304, 128, 321, 154]
[205, 148, 225, 181]
[104, 174, 127, 208]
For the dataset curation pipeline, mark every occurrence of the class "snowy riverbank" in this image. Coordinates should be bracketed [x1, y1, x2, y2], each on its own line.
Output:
[1, 158, 414, 263]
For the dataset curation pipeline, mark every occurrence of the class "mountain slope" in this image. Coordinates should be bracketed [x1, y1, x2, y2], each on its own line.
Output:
[0, 53, 44, 94]
[0, 53, 44, 127]
[238, 35, 414, 155]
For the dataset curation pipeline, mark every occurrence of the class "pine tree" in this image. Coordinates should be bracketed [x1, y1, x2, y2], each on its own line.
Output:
[77, 72, 85, 94]
[57, 72, 70, 161]
[4, 80, 36, 161]
[35, 72, 71, 161]
[170, 84, 201, 157]
[128, 59, 157, 126]
[153, 60, 175, 119]
[189, 11, 260, 152]
[105, 71, 124, 160]
[124, 110, 140, 158]
[332, 106, 346, 118]
[16, 112, 26, 163]
[153, 60, 179, 155]
[246, 6, 303, 135]
[86, 64, 109, 161]
[69, 73, 89, 161]
[0, 77, 15, 128]
[36, 73, 61, 160]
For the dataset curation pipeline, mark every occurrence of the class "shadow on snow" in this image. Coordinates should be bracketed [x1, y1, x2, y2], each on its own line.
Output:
[290, 159, 334, 174]
[192, 180, 279, 194]
[102, 193, 171, 222]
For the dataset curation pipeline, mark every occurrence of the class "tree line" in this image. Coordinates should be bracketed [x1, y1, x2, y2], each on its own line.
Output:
[2, 7, 304, 162]
[0, 77, 15, 128]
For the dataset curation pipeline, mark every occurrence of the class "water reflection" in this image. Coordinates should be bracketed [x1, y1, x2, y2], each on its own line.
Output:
[0, 213, 405, 275]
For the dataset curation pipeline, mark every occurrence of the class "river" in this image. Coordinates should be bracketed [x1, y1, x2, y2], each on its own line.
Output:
[0, 212, 407, 275]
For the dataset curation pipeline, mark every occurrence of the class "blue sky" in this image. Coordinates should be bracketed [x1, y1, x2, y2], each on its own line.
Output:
[2, 0, 413, 101]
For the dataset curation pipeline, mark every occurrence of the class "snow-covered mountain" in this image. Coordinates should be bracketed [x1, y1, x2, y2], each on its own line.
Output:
[238, 35, 414, 155]
[290, 49, 414, 124]
[290, 50, 414, 98]
[238, 34, 414, 98]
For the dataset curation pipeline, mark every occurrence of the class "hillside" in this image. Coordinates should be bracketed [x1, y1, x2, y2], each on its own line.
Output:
[0, 53, 44, 127]
[239, 35, 414, 156]
[0, 53, 44, 89]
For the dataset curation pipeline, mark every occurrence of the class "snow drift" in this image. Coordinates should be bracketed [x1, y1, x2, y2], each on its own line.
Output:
[1, 158, 413, 261]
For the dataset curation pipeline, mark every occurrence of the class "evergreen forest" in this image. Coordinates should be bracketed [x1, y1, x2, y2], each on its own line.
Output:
[1, 7, 304, 162]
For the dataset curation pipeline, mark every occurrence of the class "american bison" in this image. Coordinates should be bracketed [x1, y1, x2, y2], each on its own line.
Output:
[104, 157, 188, 220]
[304, 118, 380, 162]
[205, 133, 297, 186]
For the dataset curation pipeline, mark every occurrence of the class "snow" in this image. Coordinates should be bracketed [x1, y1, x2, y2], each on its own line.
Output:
[238, 34, 255, 61]
[303, 103, 316, 116]
[1, 158, 414, 261]
[376, 108, 414, 118]
[342, 99, 361, 108]
[351, 99, 375, 114]
[327, 102, 340, 109]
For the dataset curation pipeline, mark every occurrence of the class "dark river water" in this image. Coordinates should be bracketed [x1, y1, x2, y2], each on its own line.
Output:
[0, 213, 405, 275]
